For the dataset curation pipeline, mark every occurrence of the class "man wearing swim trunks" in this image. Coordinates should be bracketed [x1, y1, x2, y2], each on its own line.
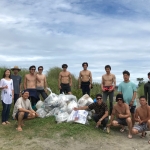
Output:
[36, 66, 48, 100]
[118, 70, 137, 126]
[144, 72, 150, 106]
[79, 62, 92, 96]
[101, 65, 116, 115]
[107, 94, 132, 139]
[12, 90, 38, 131]
[58, 64, 72, 94]
[24, 65, 40, 109]
[132, 96, 150, 142]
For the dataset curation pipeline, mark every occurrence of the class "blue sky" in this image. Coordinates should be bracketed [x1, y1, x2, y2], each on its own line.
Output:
[0, 0, 150, 84]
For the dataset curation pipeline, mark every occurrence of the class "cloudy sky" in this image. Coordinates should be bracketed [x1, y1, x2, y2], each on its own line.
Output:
[0, 0, 150, 84]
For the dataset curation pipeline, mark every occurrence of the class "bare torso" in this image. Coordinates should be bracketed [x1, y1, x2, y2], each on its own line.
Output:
[136, 106, 150, 121]
[102, 73, 116, 86]
[114, 103, 129, 118]
[60, 71, 70, 84]
[25, 74, 37, 89]
[37, 74, 45, 87]
[80, 70, 91, 82]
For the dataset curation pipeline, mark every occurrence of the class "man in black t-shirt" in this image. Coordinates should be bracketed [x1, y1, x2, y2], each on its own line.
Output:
[74, 93, 109, 131]
[144, 72, 150, 106]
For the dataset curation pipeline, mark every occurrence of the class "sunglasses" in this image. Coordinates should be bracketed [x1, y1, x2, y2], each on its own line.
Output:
[31, 69, 36, 70]
[38, 69, 43, 70]
[97, 98, 102, 100]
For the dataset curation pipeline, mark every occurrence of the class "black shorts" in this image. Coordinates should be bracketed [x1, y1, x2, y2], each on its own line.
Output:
[60, 83, 71, 94]
[116, 118, 127, 126]
[15, 111, 29, 120]
[130, 106, 136, 114]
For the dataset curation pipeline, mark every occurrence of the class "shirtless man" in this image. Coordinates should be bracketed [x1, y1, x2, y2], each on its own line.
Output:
[107, 94, 132, 139]
[36, 66, 48, 100]
[58, 64, 72, 94]
[101, 65, 116, 115]
[24, 65, 40, 109]
[79, 62, 92, 96]
[132, 96, 150, 143]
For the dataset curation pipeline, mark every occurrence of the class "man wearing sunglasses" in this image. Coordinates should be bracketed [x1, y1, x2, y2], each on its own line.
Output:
[74, 94, 109, 131]
[24, 65, 40, 110]
[36, 66, 48, 100]
[107, 94, 132, 139]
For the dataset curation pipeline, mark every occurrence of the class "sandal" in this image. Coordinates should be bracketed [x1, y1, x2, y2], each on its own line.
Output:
[140, 132, 147, 138]
[128, 134, 132, 139]
[120, 128, 125, 133]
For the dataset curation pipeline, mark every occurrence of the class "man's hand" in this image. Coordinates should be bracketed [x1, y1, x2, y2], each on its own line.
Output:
[59, 85, 61, 89]
[69, 83, 72, 87]
[78, 85, 81, 89]
[118, 114, 124, 118]
[89, 84, 91, 89]
[96, 120, 101, 127]
[107, 123, 112, 127]
[129, 100, 134, 106]
[74, 107, 78, 111]
[102, 88, 105, 92]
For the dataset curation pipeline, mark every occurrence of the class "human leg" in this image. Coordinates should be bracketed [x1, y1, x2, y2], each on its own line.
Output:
[126, 117, 132, 138]
[1, 101, 7, 124]
[92, 114, 100, 123]
[14, 94, 19, 105]
[130, 106, 136, 126]
[5, 103, 11, 123]
[101, 117, 109, 128]
[40, 90, 48, 100]
[102, 91, 108, 104]
[108, 91, 114, 115]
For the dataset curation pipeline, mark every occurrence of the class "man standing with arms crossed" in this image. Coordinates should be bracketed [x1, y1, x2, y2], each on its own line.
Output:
[144, 72, 150, 106]
[58, 64, 72, 94]
[79, 62, 92, 96]
[24, 65, 40, 110]
[36, 66, 48, 100]
[101, 65, 116, 115]
[11, 66, 22, 104]
[118, 70, 137, 126]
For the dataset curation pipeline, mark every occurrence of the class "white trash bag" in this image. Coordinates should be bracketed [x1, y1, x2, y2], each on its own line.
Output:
[36, 100, 44, 109]
[67, 110, 88, 124]
[78, 94, 93, 107]
[67, 100, 78, 114]
[55, 112, 69, 123]
[58, 94, 68, 102]
[36, 108, 47, 118]
[66, 95, 77, 102]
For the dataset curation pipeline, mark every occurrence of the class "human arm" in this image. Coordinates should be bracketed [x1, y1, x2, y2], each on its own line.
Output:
[101, 76, 105, 92]
[140, 106, 150, 123]
[89, 71, 92, 88]
[109, 75, 116, 92]
[0, 79, 8, 90]
[36, 74, 41, 83]
[58, 72, 61, 89]
[78, 72, 81, 88]
[69, 73, 72, 87]
[129, 91, 136, 106]
[44, 76, 48, 93]
[144, 84, 148, 100]
[24, 75, 27, 89]
[74, 106, 89, 111]
[11, 80, 14, 99]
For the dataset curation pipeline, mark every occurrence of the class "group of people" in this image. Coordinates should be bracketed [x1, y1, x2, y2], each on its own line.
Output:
[0, 63, 150, 143]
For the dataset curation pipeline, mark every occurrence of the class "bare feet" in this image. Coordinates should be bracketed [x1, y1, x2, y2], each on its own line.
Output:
[128, 134, 132, 139]
[16, 127, 23, 132]
[5, 121, 10, 124]
[2, 122, 7, 125]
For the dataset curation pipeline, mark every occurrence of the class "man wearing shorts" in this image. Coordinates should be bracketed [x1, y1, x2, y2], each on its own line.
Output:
[107, 94, 132, 139]
[12, 90, 38, 131]
[79, 62, 92, 96]
[132, 96, 150, 142]
[24, 65, 40, 109]
[101, 65, 116, 115]
[118, 70, 137, 126]
[58, 64, 72, 94]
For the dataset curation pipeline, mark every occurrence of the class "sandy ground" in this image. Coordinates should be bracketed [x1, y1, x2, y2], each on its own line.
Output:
[0, 130, 150, 150]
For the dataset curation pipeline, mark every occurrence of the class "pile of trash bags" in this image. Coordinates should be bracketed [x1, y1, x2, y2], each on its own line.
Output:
[36, 88, 94, 124]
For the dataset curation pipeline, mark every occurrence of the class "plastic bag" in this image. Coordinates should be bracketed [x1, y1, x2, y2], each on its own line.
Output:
[58, 94, 68, 102]
[78, 94, 93, 107]
[67, 110, 88, 124]
[55, 112, 69, 123]
[36, 108, 47, 118]
[66, 95, 77, 102]
[36, 100, 44, 109]
[67, 100, 78, 114]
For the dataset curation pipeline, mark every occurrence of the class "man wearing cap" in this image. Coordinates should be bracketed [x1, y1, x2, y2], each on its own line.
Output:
[74, 94, 109, 131]
[107, 94, 132, 139]
[78, 62, 92, 96]
[58, 64, 72, 94]
[11, 66, 22, 104]
[144, 72, 150, 106]
[12, 90, 38, 131]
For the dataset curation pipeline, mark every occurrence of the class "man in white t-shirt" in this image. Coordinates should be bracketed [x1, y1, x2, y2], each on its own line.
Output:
[12, 90, 38, 131]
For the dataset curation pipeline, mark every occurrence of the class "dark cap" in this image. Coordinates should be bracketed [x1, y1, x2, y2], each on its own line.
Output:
[116, 94, 124, 102]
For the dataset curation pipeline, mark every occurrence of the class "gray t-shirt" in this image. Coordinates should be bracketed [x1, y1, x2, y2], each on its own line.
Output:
[12, 97, 33, 119]
[11, 75, 22, 94]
